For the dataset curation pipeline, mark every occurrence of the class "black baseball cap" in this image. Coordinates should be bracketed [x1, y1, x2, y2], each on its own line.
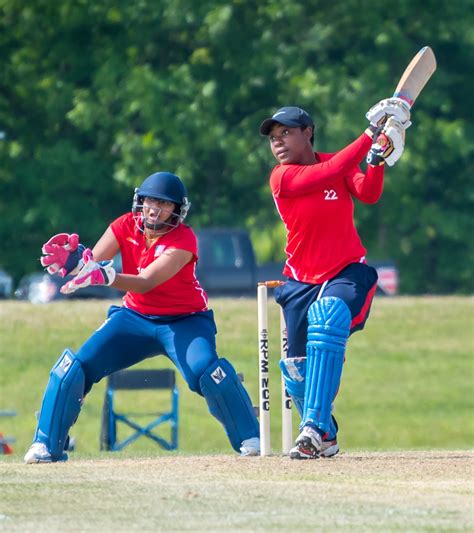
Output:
[259, 106, 314, 135]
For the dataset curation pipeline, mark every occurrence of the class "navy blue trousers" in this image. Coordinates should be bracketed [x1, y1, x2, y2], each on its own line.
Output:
[274, 263, 378, 358]
[77, 305, 218, 394]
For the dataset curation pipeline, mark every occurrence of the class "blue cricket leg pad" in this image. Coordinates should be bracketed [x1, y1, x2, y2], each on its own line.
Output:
[303, 297, 351, 434]
[279, 357, 339, 436]
[34, 349, 85, 459]
[279, 357, 306, 417]
[199, 358, 259, 452]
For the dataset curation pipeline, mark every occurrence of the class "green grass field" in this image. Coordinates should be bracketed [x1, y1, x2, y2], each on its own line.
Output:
[1, 296, 473, 456]
[1, 296, 473, 531]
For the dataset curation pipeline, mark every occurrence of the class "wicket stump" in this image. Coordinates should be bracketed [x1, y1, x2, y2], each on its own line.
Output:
[257, 281, 293, 456]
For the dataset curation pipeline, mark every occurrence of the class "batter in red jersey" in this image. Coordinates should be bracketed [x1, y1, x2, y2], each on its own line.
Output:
[259, 103, 409, 459]
[25, 172, 259, 463]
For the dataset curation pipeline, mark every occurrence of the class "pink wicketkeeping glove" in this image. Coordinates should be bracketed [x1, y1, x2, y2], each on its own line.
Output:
[40, 233, 85, 277]
[60, 249, 116, 295]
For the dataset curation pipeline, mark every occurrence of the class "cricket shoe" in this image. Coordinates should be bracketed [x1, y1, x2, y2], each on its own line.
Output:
[289, 426, 323, 460]
[240, 437, 260, 457]
[24, 442, 68, 464]
[320, 438, 339, 458]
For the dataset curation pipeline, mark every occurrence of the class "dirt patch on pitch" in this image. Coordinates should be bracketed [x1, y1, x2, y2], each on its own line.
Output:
[101, 448, 473, 476]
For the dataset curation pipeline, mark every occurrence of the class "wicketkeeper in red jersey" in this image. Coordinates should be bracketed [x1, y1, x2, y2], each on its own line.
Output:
[25, 171, 259, 463]
[259, 103, 409, 459]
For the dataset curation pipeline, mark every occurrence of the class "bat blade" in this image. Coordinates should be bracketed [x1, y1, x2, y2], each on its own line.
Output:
[393, 46, 437, 108]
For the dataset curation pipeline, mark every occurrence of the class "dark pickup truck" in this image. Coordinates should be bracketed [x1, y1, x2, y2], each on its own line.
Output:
[195, 228, 282, 295]
[195, 228, 399, 296]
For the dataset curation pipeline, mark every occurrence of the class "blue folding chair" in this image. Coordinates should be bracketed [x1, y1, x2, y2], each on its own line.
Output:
[100, 369, 179, 452]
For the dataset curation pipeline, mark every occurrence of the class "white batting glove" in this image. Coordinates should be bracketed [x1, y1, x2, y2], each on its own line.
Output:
[60, 249, 116, 294]
[367, 117, 405, 167]
[366, 97, 412, 130]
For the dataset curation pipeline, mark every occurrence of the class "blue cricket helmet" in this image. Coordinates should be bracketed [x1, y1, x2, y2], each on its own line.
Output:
[132, 171, 191, 232]
[136, 172, 188, 205]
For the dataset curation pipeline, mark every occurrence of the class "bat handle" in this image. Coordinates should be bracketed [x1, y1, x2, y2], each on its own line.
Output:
[376, 132, 389, 147]
[393, 92, 414, 108]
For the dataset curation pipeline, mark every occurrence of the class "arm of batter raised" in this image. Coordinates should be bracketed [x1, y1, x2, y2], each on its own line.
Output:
[272, 131, 372, 198]
[345, 163, 385, 204]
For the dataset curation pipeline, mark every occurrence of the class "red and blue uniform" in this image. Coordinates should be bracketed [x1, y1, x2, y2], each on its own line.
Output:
[270, 133, 382, 356]
[30, 172, 259, 461]
[75, 216, 218, 395]
[71, 216, 258, 453]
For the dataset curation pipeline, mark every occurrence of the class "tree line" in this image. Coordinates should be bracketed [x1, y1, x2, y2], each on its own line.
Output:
[0, 0, 472, 293]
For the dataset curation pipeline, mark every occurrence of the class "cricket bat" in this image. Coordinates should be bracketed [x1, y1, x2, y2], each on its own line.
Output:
[372, 46, 437, 155]
[393, 46, 437, 108]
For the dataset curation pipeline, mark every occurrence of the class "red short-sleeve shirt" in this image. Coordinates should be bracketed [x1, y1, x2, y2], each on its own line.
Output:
[111, 213, 208, 315]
